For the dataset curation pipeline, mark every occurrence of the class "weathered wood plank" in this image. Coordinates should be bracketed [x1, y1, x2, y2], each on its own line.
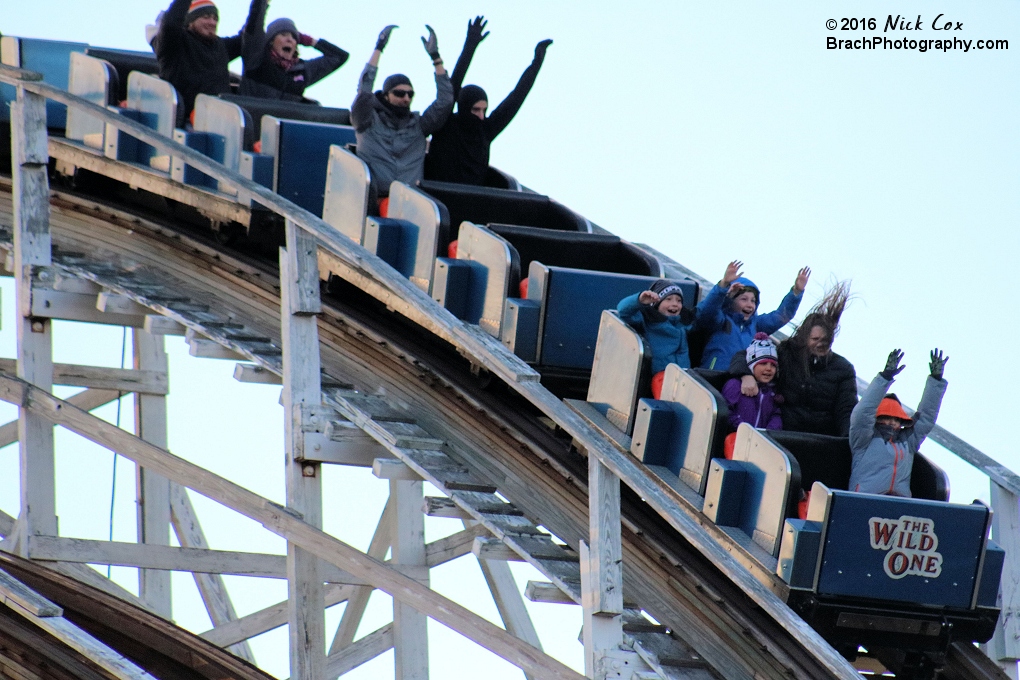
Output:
[233, 363, 283, 385]
[373, 458, 424, 481]
[991, 484, 1020, 661]
[0, 377, 582, 680]
[525, 581, 575, 605]
[392, 479, 428, 679]
[0, 389, 120, 449]
[423, 496, 471, 519]
[0, 360, 166, 394]
[143, 315, 186, 336]
[588, 457, 623, 617]
[0, 569, 63, 617]
[325, 624, 394, 679]
[169, 484, 256, 662]
[29, 289, 146, 327]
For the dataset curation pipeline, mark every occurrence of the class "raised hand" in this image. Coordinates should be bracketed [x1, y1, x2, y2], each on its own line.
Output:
[421, 25, 441, 60]
[794, 266, 811, 293]
[376, 25, 397, 52]
[298, 33, 316, 47]
[929, 348, 949, 380]
[638, 290, 659, 306]
[535, 39, 553, 60]
[466, 16, 489, 45]
[880, 349, 905, 381]
[722, 260, 744, 287]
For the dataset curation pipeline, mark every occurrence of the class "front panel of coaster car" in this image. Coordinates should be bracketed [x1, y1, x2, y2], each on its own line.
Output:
[779, 483, 1004, 677]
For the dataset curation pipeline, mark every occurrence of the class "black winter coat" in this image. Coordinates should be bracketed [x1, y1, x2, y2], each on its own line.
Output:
[156, 0, 255, 119]
[728, 344, 858, 436]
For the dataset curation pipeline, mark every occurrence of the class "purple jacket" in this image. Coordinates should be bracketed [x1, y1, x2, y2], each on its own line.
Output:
[722, 378, 782, 430]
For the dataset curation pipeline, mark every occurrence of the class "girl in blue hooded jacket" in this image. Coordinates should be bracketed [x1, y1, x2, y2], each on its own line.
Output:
[695, 260, 810, 370]
[617, 279, 692, 398]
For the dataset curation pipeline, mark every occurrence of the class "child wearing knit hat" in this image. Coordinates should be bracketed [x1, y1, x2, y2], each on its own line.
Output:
[848, 348, 949, 497]
[616, 279, 693, 399]
[721, 333, 783, 457]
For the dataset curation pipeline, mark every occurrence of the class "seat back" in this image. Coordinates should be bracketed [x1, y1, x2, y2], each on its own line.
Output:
[83, 47, 158, 103]
[322, 145, 371, 244]
[452, 223, 515, 336]
[259, 117, 356, 216]
[219, 94, 350, 140]
[387, 182, 446, 294]
[1, 36, 88, 128]
[655, 365, 725, 493]
[126, 71, 177, 139]
[66, 53, 118, 146]
[192, 95, 247, 195]
[587, 311, 651, 434]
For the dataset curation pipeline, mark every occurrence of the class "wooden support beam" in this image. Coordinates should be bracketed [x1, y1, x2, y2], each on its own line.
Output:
[143, 315, 186, 336]
[325, 624, 394, 679]
[0, 388, 120, 449]
[52, 272, 100, 294]
[392, 479, 429, 680]
[423, 496, 472, 520]
[186, 330, 246, 360]
[300, 431, 392, 467]
[0, 375, 585, 680]
[469, 520, 543, 680]
[0, 360, 165, 395]
[473, 536, 526, 563]
[233, 363, 282, 385]
[169, 484, 255, 662]
[373, 458, 423, 481]
[29, 289, 146, 327]
[134, 330, 172, 618]
[525, 581, 576, 605]
[582, 456, 625, 677]
[13, 85, 56, 553]
[330, 498, 393, 654]
[98, 291, 150, 316]
[280, 221, 326, 680]
[989, 483, 1020, 667]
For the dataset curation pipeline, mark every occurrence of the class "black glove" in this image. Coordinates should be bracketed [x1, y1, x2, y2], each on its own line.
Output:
[375, 25, 397, 52]
[879, 349, 905, 381]
[421, 25, 440, 60]
[535, 39, 553, 62]
[466, 16, 489, 45]
[929, 348, 949, 380]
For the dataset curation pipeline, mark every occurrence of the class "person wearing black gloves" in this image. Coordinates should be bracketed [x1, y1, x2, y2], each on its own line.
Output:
[155, 0, 261, 122]
[351, 25, 454, 210]
[424, 16, 552, 185]
[847, 348, 949, 497]
[239, 1, 348, 102]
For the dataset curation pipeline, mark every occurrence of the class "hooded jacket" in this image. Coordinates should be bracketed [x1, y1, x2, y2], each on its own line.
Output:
[616, 293, 691, 374]
[238, 3, 348, 102]
[424, 39, 547, 185]
[156, 0, 257, 119]
[847, 374, 947, 497]
[350, 63, 453, 198]
[695, 277, 802, 370]
[728, 344, 857, 436]
[722, 378, 782, 430]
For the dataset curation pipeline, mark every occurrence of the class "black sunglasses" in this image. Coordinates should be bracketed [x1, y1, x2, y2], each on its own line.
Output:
[390, 89, 414, 98]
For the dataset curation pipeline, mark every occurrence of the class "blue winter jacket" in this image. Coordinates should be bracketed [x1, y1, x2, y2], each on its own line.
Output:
[695, 277, 802, 370]
[617, 293, 691, 374]
[848, 374, 947, 497]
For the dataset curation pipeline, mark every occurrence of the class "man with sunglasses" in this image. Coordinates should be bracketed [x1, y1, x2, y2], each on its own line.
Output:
[351, 24, 454, 211]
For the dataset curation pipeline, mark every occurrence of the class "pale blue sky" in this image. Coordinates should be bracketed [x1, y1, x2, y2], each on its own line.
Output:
[3, 2, 1019, 677]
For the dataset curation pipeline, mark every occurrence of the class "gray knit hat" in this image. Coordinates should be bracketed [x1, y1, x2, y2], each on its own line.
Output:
[266, 17, 299, 42]
[382, 73, 412, 94]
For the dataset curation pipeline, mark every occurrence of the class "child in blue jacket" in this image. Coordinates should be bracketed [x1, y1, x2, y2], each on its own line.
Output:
[848, 349, 948, 497]
[617, 279, 692, 398]
[695, 260, 810, 370]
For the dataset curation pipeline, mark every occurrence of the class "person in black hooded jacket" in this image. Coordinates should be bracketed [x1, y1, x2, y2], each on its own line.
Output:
[727, 282, 858, 436]
[424, 16, 552, 185]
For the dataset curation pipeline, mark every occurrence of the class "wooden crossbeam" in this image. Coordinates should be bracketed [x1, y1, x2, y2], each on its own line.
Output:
[24, 536, 366, 583]
[0, 360, 166, 395]
[324, 623, 394, 679]
[0, 378, 585, 678]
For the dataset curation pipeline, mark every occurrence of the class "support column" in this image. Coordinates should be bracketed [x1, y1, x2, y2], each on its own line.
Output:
[391, 479, 428, 680]
[988, 483, 1020, 679]
[134, 330, 172, 618]
[582, 456, 623, 679]
[13, 84, 56, 553]
[280, 220, 325, 680]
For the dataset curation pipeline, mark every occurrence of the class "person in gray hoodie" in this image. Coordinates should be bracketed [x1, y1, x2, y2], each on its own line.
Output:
[848, 348, 949, 497]
[351, 25, 454, 207]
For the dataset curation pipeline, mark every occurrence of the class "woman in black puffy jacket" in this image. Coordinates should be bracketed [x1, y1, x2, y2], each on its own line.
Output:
[729, 282, 858, 436]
